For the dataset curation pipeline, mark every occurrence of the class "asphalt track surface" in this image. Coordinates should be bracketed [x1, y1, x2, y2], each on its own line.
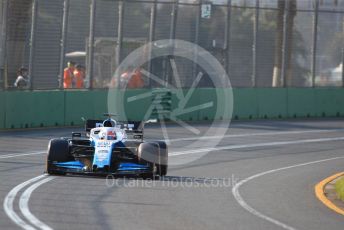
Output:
[1, 119, 344, 230]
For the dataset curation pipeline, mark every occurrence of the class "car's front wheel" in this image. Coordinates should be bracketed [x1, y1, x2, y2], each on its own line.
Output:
[46, 139, 73, 175]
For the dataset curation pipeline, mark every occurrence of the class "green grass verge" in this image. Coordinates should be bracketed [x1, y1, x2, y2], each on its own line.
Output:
[335, 176, 344, 201]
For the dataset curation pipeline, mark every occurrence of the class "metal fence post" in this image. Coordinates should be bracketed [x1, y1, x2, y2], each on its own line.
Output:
[252, 0, 259, 88]
[28, 0, 38, 90]
[0, 0, 8, 90]
[311, 0, 319, 88]
[224, 0, 231, 77]
[87, 0, 96, 89]
[169, 0, 177, 43]
[115, 0, 124, 88]
[192, 0, 201, 82]
[280, 0, 289, 88]
[164, 0, 178, 87]
[58, 0, 70, 89]
[148, 0, 157, 87]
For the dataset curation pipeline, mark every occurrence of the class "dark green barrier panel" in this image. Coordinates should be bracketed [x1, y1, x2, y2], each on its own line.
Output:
[215, 88, 233, 120]
[123, 89, 153, 121]
[314, 88, 344, 117]
[31, 91, 65, 127]
[65, 89, 150, 124]
[64, 90, 107, 126]
[256, 88, 288, 119]
[4, 88, 344, 130]
[287, 88, 316, 118]
[198, 88, 233, 121]
[198, 88, 217, 121]
[107, 89, 153, 121]
[0, 92, 5, 129]
[170, 89, 201, 121]
[5, 91, 64, 129]
[119, 88, 232, 122]
[5, 91, 33, 128]
[232, 88, 258, 119]
[91, 90, 108, 119]
[332, 89, 344, 116]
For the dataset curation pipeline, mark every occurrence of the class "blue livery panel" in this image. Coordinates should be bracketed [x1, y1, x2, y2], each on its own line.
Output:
[92, 140, 113, 168]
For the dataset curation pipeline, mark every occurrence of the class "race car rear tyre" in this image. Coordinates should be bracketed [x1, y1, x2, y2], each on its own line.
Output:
[154, 141, 168, 176]
[46, 139, 73, 175]
[138, 142, 168, 177]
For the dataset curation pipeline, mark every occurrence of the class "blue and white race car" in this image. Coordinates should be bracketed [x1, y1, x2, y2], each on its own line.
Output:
[46, 114, 168, 178]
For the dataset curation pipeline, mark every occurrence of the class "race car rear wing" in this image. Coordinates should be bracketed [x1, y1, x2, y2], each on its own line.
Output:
[85, 120, 145, 140]
[85, 120, 103, 133]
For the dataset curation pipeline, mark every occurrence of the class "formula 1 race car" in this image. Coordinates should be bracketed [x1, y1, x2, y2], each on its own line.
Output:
[46, 114, 168, 178]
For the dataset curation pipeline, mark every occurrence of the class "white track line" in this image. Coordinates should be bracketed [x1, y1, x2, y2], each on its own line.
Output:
[2, 134, 341, 160]
[3, 175, 47, 230]
[0, 152, 45, 159]
[3, 129, 344, 230]
[19, 177, 55, 230]
[232, 156, 344, 230]
[169, 136, 344, 156]
[164, 128, 344, 143]
[0, 129, 343, 160]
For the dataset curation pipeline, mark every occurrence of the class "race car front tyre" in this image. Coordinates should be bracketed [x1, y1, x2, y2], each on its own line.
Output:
[46, 139, 73, 175]
[138, 142, 168, 177]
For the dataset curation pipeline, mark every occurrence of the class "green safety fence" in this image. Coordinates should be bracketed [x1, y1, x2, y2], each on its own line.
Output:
[1, 88, 344, 129]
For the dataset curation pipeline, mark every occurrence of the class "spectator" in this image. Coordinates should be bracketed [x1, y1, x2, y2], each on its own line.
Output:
[110, 66, 144, 89]
[14, 67, 29, 89]
[63, 61, 75, 88]
[127, 67, 144, 89]
[73, 64, 85, 89]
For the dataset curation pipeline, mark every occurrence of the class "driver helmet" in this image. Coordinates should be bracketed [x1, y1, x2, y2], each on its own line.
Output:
[103, 119, 116, 127]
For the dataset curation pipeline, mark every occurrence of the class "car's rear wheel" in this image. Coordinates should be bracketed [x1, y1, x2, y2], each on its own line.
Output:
[46, 139, 73, 175]
[154, 141, 168, 176]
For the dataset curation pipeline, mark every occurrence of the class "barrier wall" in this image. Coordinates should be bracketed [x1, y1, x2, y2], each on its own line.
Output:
[65, 90, 108, 126]
[4, 91, 64, 129]
[0, 91, 5, 129]
[232, 88, 288, 119]
[1, 88, 344, 129]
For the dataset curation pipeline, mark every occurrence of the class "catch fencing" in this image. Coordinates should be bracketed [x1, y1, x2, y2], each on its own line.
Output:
[0, 0, 343, 89]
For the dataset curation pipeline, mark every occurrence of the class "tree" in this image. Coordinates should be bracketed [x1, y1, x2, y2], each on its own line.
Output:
[272, 0, 297, 87]
[272, 0, 285, 87]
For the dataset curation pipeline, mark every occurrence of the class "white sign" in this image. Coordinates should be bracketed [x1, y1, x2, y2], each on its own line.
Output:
[201, 4, 212, 19]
